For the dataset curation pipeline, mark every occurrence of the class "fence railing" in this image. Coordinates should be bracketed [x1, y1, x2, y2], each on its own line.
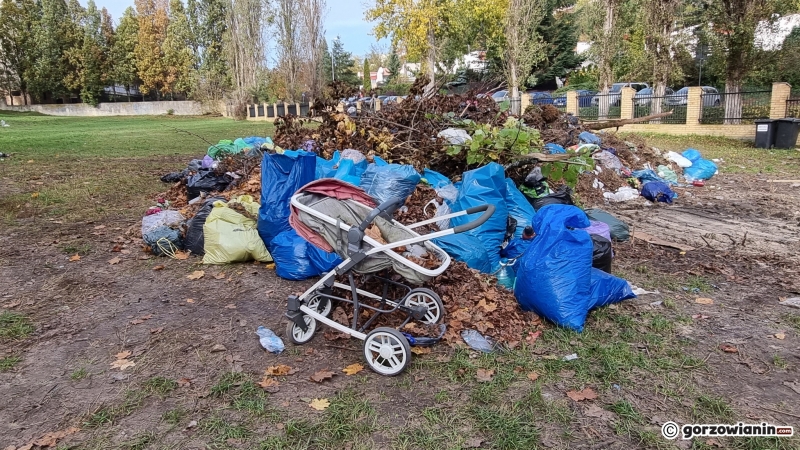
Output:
[786, 98, 800, 118]
[247, 102, 311, 119]
[699, 90, 771, 124]
[578, 93, 620, 121]
[632, 94, 688, 124]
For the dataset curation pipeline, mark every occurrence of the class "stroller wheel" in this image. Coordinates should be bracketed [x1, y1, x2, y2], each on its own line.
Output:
[285, 315, 317, 345]
[363, 327, 411, 376]
[403, 288, 444, 324]
[306, 295, 332, 317]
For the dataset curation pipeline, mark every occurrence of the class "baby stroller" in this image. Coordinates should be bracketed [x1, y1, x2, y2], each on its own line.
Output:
[285, 179, 495, 376]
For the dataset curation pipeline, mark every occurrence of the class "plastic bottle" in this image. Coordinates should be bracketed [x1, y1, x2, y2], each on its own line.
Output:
[256, 326, 284, 353]
[522, 226, 534, 240]
[495, 258, 516, 290]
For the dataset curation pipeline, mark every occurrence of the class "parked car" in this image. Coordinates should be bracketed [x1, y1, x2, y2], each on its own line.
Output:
[553, 89, 597, 108]
[665, 86, 721, 107]
[491, 90, 509, 102]
[383, 96, 398, 105]
[633, 87, 675, 106]
[591, 82, 649, 107]
[529, 92, 553, 105]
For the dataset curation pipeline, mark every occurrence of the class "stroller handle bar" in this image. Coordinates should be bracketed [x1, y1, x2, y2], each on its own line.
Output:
[452, 204, 495, 234]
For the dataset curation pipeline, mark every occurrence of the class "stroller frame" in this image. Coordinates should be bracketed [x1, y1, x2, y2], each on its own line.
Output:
[286, 193, 495, 376]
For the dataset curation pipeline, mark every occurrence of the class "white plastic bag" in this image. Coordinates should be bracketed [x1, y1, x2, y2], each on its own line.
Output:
[141, 210, 185, 236]
[603, 187, 640, 202]
[667, 151, 692, 168]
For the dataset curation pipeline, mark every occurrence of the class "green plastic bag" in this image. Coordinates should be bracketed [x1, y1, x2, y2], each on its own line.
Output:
[207, 139, 239, 159]
[202, 195, 273, 264]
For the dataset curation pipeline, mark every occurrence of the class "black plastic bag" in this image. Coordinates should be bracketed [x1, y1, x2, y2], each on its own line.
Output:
[160, 171, 186, 183]
[528, 186, 574, 211]
[591, 234, 613, 273]
[184, 197, 224, 255]
[186, 169, 232, 199]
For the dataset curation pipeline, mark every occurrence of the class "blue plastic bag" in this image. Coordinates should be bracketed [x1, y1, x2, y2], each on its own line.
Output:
[683, 159, 717, 181]
[360, 164, 421, 204]
[588, 268, 636, 309]
[372, 155, 389, 166]
[641, 181, 677, 203]
[316, 151, 340, 179]
[682, 148, 702, 163]
[513, 205, 593, 332]
[243, 136, 268, 148]
[422, 168, 452, 190]
[432, 234, 492, 273]
[450, 163, 508, 271]
[333, 158, 364, 185]
[579, 131, 602, 145]
[257, 151, 316, 246]
[631, 169, 667, 185]
[270, 230, 342, 280]
[504, 178, 535, 239]
[544, 143, 566, 154]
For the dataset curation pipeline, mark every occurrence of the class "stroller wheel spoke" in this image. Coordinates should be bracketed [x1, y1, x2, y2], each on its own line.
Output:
[403, 288, 445, 325]
[363, 327, 411, 376]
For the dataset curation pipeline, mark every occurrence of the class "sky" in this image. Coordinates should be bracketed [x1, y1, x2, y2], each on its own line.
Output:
[80, 0, 385, 57]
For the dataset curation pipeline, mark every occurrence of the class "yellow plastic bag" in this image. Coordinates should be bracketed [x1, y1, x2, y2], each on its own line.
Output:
[202, 195, 273, 264]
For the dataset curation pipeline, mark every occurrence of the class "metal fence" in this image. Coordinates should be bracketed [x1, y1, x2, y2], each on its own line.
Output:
[578, 93, 620, 121]
[786, 98, 800, 118]
[632, 94, 688, 124]
[699, 90, 771, 124]
[247, 102, 311, 119]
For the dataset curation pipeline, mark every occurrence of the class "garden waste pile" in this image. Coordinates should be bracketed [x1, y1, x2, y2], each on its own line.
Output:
[144, 86, 720, 345]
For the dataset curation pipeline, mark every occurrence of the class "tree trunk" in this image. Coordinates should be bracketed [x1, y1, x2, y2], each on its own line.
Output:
[424, 25, 437, 97]
[598, 0, 616, 121]
[510, 63, 520, 115]
[724, 79, 742, 125]
[650, 82, 665, 123]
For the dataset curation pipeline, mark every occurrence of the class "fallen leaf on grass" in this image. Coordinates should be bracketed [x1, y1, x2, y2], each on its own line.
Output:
[3, 300, 21, 308]
[173, 251, 189, 260]
[775, 332, 786, 340]
[153, 265, 165, 271]
[584, 404, 615, 420]
[225, 304, 237, 309]
[476, 368, 494, 382]
[527, 372, 540, 382]
[477, 298, 497, 312]
[566, 388, 598, 402]
[719, 344, 739, 353]
[69, 254, 80, 262]
[214, 272, 226, 280]
[705, 438, 723, 448]
[120, 249, 131, 254]
[526, 330, 542, 344]
[186, 298, 195, 304]
[342, 363, 364, 375]
[187, 270, 205, 280]
[32, 426, 80, 447]
[265, 365, 295, 376]
[110, 359, 135, 370]
[463, 437, 483, 448]
[695, 298, 714, 305]
[309, 398, 330, 411]
[310, 370, 335, 383]
[93, 225, 105, 230]
[411, 346, 431, 355]
[258, 377, 280, 390]
[108, 257, 121, 265]
[150, 327, 164, 334]
[115, 351, 131, 359]
[178, 377, 192, 387]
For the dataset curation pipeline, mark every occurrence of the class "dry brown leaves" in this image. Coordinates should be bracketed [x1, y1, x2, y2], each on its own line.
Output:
[566, 387, 598, 402]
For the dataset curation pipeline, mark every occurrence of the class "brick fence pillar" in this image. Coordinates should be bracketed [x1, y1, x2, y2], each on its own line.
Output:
[620, 87, 635, 119]
[770, 82, 791, 119]
[566, 91, 578, 115]
[686, 87, 702, 124]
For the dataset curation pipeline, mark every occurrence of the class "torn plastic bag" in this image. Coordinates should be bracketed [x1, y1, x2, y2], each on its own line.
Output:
[592, 150, 623, 171]
[579, 131, 602, 145]
[203, 195, 273, 264]
[372, 155, 389, 166]
[641, 181, 676, 203]
[592, 235, 613, 273]
[450, 163, 508, 271]
[683, 158, 717, 181]
[422, 169, 452, 190]
[271, 229, 342, 280]
[603, 186, 639, 202]
[505, 178, 535, 238]
[257, 150, 316, 247]
[513, 205, 593, 332]
[184, 197, 224, 255]
[432, 234, 492, 273]
[545, 143, 566, 154]
[360, 163, 420, 204]
[160, 171, 185, 183]
[186, 169, 232, 199]
[438, 128, 471, 145]
[631, 169, 666, 185]
[528, 186, 574, 211]
[584, 209, 630, 242]
[657, 165, 678, 184]
[588, 268, 636, 309]
[144, 226, 184, 256]
[142, 210, 185, 236]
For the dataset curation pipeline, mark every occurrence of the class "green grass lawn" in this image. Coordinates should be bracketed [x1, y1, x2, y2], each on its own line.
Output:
[0, 111, 275, 223]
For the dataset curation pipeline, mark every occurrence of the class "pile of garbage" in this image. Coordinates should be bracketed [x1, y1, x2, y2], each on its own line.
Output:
[144, 88, 722, 344]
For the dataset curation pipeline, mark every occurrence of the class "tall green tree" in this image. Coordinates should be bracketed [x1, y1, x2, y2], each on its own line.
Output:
[527, 0, 583, 88]
[0, 0, 37, 104]
[163, 0, 195, 96]
[362, 59, 371, 90]
[386, 46, 401, 83]
[28, 0, 72, 101]
[320, 39, 333, 85]
[63, 0, 87, 97]
[330, 37, 359, 87]
[112, 7, 140, 99]
[76, 0, 107, 105]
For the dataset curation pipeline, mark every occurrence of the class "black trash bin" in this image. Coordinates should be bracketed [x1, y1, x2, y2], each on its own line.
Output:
[774, 118, 800, 149]
[754, 119, 776, 149]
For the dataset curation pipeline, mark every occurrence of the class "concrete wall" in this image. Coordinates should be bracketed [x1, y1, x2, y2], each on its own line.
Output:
[0, 100, 216, 116]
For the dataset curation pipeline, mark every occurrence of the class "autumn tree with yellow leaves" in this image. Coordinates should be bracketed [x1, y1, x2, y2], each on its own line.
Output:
[134, 0, 169, 98]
